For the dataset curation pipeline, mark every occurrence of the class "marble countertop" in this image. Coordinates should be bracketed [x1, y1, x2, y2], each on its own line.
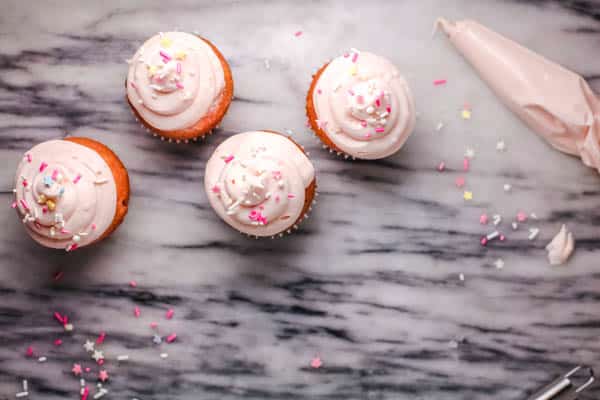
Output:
[2, 0, 600, 399]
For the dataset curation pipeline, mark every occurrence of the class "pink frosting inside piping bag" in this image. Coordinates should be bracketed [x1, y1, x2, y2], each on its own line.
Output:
[437, 18, 600, 172]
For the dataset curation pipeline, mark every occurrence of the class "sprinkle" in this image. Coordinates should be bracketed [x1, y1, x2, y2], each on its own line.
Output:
[98, 370, 109, 382]
[160, 37, 172, 48]
[160, 353, 169, 359]
[351, 52, 359, 63]
[463, 191, 473, 201]
[437, 162, 445, 172]
[153, 335, 162, 345]
[96, 332, 106, 345]
[375, 127, 385, 133]
[175, 50, 187, 60]
[54, 339, 62, 346]
[26, 154, 32, 163]
[80, 379, 85, 387]
[528, 227, 540, 240]
[64, 323, 74, 332]
[480, 237, 488, 246]
[91, 224, 97, 230]
[360, 120, 367, 127]
[211, 185, 221, 194]
[39, 162, 48, 172]
[20, 199, 30, 211]
[66, 243, 78, 252]
[73, 174, 82, 184]
[159, 50, 171, 62]
[435, 122, 444, 131]
[22, 179, 28, 187]
[500, 234, 506, 241]
[176, 62, 182, 74]
[150, 322, 158, 329]
[166, 333, 177, 343]
[54, 311, 66, 325]
[459, 273, 465, 281]
[92, 350, 104, 362]
[84, 340, 95, 352]
[175, 81, 184, 89]
[15, 392, 28, 398]
[496, 140, 506, 152]
[22, 380, 28, 391]
[72, 363, 83, 376]
[81, 386, 89, 400]
[93, 389, 107, 399]
[317, 88, 322, 95]
[461, 109, 471, 119]
[433, 79, 447, 86]
[479, 214, 488, 225]
[134, 306, 140, 318]
[530, 213, 538, 220]
[287, 194, 295, 199]
[494, 258, 505, 270]
[51, 169, 59, 181]
[349, 64, 357, 76]
[464, 148, 475, 159]
[512, 222, 518, 230]
[129, 280, 137, 288]
[486, 230, 500, 241]
[516, 211, 528, 222]
[455, 177, 465, 188]
[503, 183, 512, 192]
[166, 309, 174, 319]
[224, 155, 234, 163]
[117, 355, 129, 361]
[492, 214, 502, 226]
[463, 158, 470, 172]
[11, 201, 17, 209]
[310, 356, 322, 369]
[38, 356, 47, 363]
[386, 105, 391, 113]
[294, 30, 303, 37]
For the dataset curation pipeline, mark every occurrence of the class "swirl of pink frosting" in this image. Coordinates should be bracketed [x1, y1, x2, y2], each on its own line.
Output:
[312, 50, 416, 159]
[126, 32, 225, 131]
[205, 132, 315, 237]
[14, 140, 117, 250]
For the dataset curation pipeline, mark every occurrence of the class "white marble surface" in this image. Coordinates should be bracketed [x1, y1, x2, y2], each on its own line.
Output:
[1, 0, 600, 399]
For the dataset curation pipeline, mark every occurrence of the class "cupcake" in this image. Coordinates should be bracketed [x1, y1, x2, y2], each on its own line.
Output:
[306, 49, 416, 160]
[126, 32, 234, 143]
[13, 138, 130, 251]
[204, 131, 316, 237]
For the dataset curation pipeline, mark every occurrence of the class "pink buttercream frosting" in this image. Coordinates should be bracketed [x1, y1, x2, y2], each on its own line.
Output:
[205, 132, 315, 237]
[126, 32, 225, 131]
[312, 50, 416, 159]
[14, 140, 117, 250]
[437, 18, 600, 172]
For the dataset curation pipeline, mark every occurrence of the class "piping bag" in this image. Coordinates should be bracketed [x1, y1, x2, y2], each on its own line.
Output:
[436, 18, 600, 173]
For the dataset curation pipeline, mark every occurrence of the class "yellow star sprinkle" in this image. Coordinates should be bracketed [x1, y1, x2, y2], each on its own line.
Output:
[160, 37, 173, 48]
[461, 109, 471, 120]
[463, 191, 473, 201]
[175, 51, 187, 60]
[148, 65, 158, 76]
[349, 65, 357, 76]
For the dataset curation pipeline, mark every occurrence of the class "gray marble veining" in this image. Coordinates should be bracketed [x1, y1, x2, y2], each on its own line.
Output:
[1, 0, 600, 399]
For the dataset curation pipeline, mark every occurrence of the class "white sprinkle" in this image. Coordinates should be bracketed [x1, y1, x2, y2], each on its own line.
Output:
[464, 147, 475, 159]
[80, 379, 86, 387]
[117, 355, 129, 361]
[94, 179, 109, 185]
[16, 392, 29, 398]
[494, 258, 505, 270]
[512, 222, 518, 230]
[528, 227, 540, 240]
[496, 140, 506, 152]
[72, 235, 81, 243]
[160, 353, 169, 359]
[22, 380, 28, 391]
[492, 214, 502, 226]
[503, 183, 512, 192]
[38, 356, 47, 363]
[530, 213, 538, 220]
[94, 389, 107, 399]
[486, 231, 500, 241]
[458, 273, 465, 281]
[264, 59, 271, 70]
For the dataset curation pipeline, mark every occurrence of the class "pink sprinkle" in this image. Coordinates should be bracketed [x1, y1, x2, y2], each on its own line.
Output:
[159, 50, 171, 61]
[26, 346, 34, 357]
[386, 106, 391, 113]
[42, 206, 48, 214]
[317, 89, 322, 95]
[455, 177, 465, 188]
[176, 62, 182, 74]
[248, 210, 268, 225]
[22, 179, 28, 187]
[150, 322, 158, 329]
[516, 211, 528, 222]
[53, 271, 64, 281]
[375, 99, 381, 108]
[224, 155, 234, 163]
[480, 237, 488, 246]
[54, 339, 62, 346]
[352, 52, 359, 63]
[463, 158, 470, 171]
[437, 162, 445, 172]
[81, 386, 89, 400]
[134, 306, 140, 318]
[26, 154, 32, 163]
[66, 243, 78, 252]
[97, 358, 104, 366]
[129, 280, 137, 288]
[343, 52, 349, 58]
[54, 312, 66, 325]
[364, 133, 372, 139]
[166, 309, 174, 319]
[51, 169, 59, 181]
[96, 332, 106, 345]
[60, 228, 70, 234]
[85, 367, 91, 373]
[166, 333, 177, 343]
[288, 194, 295, 199]
[91, 224, 97, 230]
[294, 30, 303, 37]
[375, 127, 385, 133]
[500, 234, 506, 241]
[130, 81, 136, 89]
[20, 199, 30, 211]
[73, 174, 82, 184]
[433, 79, 447, 86]
[175, 81, 184, 89]
[360, 120, 367, 127]
[11, 201, 17, 209]
[211, 185, 221, 194]
[39, 162, 48, 172]
[310, 356, 323, 369]
[479, 214, 489, 225]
